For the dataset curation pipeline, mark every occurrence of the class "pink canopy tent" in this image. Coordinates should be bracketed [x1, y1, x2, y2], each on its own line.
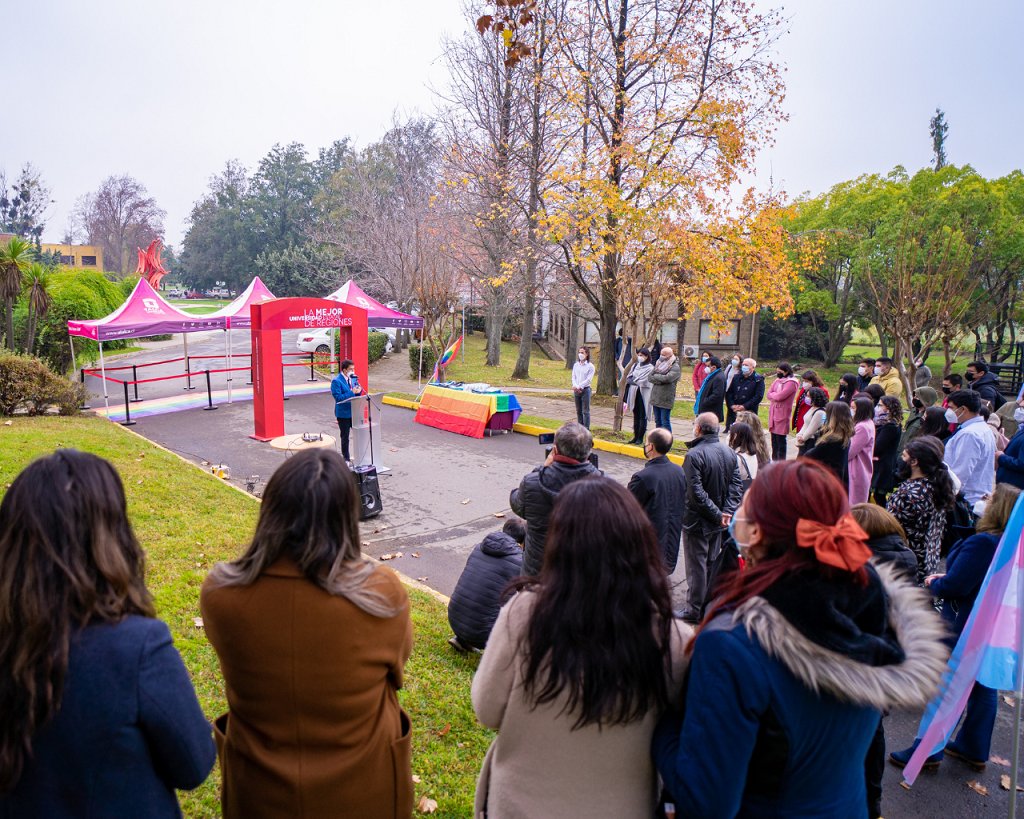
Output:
[207, 277, 277, 402]
[67, 278, 226, 409]
[324, 281, 424, 329]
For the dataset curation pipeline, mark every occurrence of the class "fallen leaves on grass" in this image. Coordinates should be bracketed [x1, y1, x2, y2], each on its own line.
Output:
[1000, 774, 1024, 792]
[2, 420, 12, 426]
[417, 795, 438, 814]
[436, 723, 451, 737]
[411, 775, 421, 784]
[380, 552, 403, 561]
[967, 780, 989, 796]
[193, 618, 204, 629]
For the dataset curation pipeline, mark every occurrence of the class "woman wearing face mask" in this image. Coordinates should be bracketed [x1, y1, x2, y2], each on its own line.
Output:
[886, 436, 956, 584]
[994, 406, 1024, 490]
[836, 373, 859, 405]
[794, 387, 828, 455]
[805, 401, 855, 487]
[652, 459, 946, 819]
[871, 396, 904, 506]
[792, 370, 828, 434]
[724, 353, 743, 396]
[920, 406, 953, 442]
[847, 398, 877, 505]
[623, 348, 654, 446]
[693, 353, 710, 394]
[767, 363, 799, 460]
[890, 483, 1022, 773]
[572, 347, 595, 429]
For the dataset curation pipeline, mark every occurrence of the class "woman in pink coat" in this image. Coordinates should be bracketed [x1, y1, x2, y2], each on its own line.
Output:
[847, 397, 877, 505]
[766, 362, 799, 461]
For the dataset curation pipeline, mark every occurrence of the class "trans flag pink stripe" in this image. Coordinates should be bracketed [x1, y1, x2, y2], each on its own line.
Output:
[904, 495, 1024, 784]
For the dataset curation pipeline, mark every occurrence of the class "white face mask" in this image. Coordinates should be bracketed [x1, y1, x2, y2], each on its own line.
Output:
[804, 396, 812, 406]
[858, 366, 867, 376]
[638, 355, 648, 363]
[1014, 408, 1024, 423]
[801, 380, 811, 390]
[973, 500, 987, 518]
[578, 353, 586, 362]
[873, 366, 883, 376]
[945, 408, 959, 425]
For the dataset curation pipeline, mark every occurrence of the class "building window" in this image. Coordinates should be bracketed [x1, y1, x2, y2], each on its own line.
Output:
[60, 255, 75, 265]
[81, 255, 97, 266]
[699, 319, 740, 346]
[660, 321, 678, 344]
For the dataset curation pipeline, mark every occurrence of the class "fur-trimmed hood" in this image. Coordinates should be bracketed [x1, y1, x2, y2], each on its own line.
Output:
[734, 561, 949, 711]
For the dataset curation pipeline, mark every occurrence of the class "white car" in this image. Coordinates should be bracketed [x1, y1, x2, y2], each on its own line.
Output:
[296, 329, 393, 355]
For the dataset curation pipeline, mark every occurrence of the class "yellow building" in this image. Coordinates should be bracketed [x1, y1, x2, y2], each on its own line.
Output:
[41, 242, 104, 271]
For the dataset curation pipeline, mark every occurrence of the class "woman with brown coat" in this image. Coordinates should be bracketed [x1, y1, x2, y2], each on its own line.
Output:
[201, 449, 413, 819]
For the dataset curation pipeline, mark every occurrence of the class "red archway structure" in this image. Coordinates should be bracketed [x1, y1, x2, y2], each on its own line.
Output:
[250, 297, 368, 441]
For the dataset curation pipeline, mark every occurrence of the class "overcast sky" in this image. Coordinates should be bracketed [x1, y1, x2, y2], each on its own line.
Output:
[4, 0, 1021, 247]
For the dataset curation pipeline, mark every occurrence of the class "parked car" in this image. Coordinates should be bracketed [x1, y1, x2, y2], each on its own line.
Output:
[295, 329, 393, 355]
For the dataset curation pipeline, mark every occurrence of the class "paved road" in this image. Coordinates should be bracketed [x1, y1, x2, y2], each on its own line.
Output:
[106, 347, 1021, 819]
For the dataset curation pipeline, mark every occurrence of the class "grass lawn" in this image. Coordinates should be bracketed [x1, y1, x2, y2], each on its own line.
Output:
[168, 300, 231, 316]
[0, 417, 490, 818]
[440, 333, 575, 390]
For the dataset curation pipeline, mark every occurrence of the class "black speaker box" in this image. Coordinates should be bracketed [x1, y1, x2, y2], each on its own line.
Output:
[353, 465, 382, 520]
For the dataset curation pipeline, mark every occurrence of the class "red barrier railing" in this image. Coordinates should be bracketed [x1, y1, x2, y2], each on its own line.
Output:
[81, 351, 338, 426]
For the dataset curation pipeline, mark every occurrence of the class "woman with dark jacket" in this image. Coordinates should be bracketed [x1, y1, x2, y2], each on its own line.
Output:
[202, 449, 414, 818]
[995, 424, 1024, 490]
[890, 483, 1022, 772]
[919, 406, 952, 442]
[0, 451, 215, 816]
[871, 395, 904, 506]
[805, 400, 855, 487]
[836, 373, 859, 405]
[448, 518, 525, 651]
[653, 459, 946, 818]
[473, 478, 691, 818]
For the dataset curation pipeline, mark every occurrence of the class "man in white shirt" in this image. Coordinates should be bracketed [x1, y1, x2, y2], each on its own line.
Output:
[943, 390, 995, 506]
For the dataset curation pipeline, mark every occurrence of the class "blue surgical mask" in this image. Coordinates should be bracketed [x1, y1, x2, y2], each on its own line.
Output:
[741, 365, 751, 376]
[728, 514, 750, 551]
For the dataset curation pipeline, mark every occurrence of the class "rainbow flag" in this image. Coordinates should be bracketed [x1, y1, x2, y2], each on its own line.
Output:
[903, 494, 1024, 783]
[430, 336, 463, 383]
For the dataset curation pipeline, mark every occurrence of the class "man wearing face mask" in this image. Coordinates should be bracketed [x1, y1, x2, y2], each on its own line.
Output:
[724, 358, 765, 431]
[869, 357, 904, 401]
[695, 355, 726, 423]
[898, 386, 939, 457]
[944, 390, 995, 506]
[857, 358, 876, 392]
[965, 360, 1005, 410]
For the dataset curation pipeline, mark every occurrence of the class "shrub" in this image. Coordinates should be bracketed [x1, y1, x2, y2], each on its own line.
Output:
[368, 331, 388, 363]
[409, 343, 438, 379]
[0, 351, 85, 417]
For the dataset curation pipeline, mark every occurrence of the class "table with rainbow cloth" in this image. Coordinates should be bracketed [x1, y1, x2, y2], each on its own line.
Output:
[414, 384, 523, 438]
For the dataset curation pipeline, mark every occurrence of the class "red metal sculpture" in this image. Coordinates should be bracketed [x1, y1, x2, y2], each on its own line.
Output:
[135, 239, 168, 289]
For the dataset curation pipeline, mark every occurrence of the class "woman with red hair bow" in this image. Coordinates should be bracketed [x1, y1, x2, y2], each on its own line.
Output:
[652, 459, 947, 819]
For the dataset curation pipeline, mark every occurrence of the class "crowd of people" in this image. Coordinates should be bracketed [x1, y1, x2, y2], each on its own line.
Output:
[1, 347, 1021, 818]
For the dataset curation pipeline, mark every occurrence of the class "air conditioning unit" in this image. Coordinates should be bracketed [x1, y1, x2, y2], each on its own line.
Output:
[681, 344, 700, 360]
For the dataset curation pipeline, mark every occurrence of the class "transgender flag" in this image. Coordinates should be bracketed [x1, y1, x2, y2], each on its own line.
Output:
[904, 494, 1024, 783]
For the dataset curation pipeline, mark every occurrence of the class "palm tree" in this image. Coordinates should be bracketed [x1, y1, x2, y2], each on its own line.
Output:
[0, 236, 32, 350]
[24, 262, 51, 356]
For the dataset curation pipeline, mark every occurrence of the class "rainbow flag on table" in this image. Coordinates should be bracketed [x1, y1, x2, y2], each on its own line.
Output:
[904, 494, 1024, 784]
[430, 335, 463, 383]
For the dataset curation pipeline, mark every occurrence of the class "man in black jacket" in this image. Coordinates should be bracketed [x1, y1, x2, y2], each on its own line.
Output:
[627, 428, 687, 573]
[447, 517, 526, 651]
[696, 356, 726, 421]
[511, 422, 600, 576]
[966, 360, 1005, 410]
[724, 357, 765, 430]
[679, 412, 744, 623]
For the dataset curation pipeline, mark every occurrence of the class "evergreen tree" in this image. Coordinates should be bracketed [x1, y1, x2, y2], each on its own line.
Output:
[930, 108, 949, 170]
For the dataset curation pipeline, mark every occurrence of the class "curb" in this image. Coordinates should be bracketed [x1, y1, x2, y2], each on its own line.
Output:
[381, 394, 684, 465]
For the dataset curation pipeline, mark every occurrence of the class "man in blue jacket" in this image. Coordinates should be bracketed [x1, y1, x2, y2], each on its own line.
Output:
[330, 359, 362, 463]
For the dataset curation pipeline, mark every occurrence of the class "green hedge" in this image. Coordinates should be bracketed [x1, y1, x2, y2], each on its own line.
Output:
[408, 343, 438, 379]
[368, 331, 388, 363]
[0, 351, 85, 416]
